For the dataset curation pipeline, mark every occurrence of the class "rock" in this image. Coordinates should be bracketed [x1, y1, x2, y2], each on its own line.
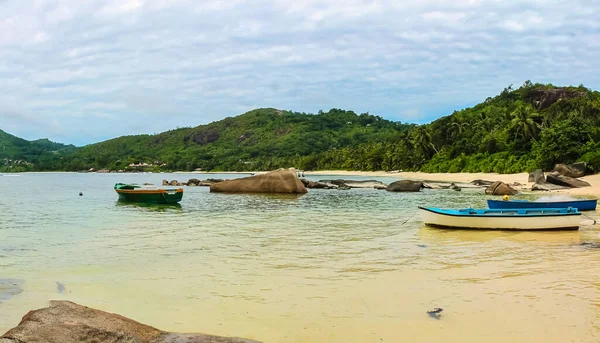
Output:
[210, 169, 307, 194]
[0, 301, 260, 343]
[528, 169, 545, 183]
[449, 183, 461, 191]
[530, 88, 586, 110]
[386, 180, 423, 192]
[546, 173, 591, 188]
[553, 162, 588, 178]
[374, 184, 387, 190]
[318, 179, 387, 189]
[0, 279, 24, 302]
[485, 181, 518, 195]
[299, 178, 312, 187]
[186, 178, 201, 186]
[162, 179, 168, 186]
[168, 180, 178, 186]
[206, 178, 224, 183]
[531, 182, 568, 191]
[310, 181, 335, 189]
[176, 182, 186, 186]
[471, 179, 494, 186]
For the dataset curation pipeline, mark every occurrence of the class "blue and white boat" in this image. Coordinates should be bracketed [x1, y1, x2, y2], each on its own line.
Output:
[419, 206, 581, 230]
[487, 199, 597, 211]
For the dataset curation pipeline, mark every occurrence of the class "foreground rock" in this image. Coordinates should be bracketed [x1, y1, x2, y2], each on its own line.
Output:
[386, 180, 423, 192]
[528, 169, 545, 183]
[484, 181, 517, 195]
[0, 301, 260, 343]
[210, 169, 307, 194]
[546, 172, 591, 188]
[553, 162, 588, 178]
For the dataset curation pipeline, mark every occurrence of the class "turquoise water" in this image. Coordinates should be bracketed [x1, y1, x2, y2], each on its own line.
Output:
[1, 173, 600, 342]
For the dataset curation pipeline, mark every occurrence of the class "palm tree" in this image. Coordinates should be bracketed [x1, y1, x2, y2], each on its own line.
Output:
[510, 105, 539, 142]
[412, 126, 438, 158]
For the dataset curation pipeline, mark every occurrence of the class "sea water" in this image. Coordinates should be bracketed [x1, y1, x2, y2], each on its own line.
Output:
[1, 173, 600, 342]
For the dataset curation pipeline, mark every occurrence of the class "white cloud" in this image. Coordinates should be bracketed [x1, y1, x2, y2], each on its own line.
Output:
[0, 0, 598, 144]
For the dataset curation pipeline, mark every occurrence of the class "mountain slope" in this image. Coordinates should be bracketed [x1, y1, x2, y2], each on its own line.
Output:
[0, 130, 76, 171]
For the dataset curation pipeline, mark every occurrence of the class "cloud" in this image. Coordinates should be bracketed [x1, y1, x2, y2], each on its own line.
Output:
[0, 0, 598, 144]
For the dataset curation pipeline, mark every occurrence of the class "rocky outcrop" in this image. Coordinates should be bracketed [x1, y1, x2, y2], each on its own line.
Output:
[318, 179, 388, 189]
[386, 180, 423, 192]
[546, 172, 591, 188]
[0, 301, 260, 343]
[162, 179, 168, 186]
[530, 88, 586, 110]
[210, 169, 307, 194]
[485, 181, 518, 195]
[186, 178, 202, 186]
[168, 180, 178, 186]
[528, 169, 545, 183]
[552, 162, 588, 178]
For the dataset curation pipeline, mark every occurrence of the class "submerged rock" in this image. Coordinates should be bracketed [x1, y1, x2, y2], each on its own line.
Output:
[210, 169, 307, 194]
[0, 278, 24, 302]
[0, 300, 261, 343]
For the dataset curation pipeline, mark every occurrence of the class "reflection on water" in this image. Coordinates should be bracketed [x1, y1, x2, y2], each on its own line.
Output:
[1, 173, 600, 343]
[115, 201, 183, 212]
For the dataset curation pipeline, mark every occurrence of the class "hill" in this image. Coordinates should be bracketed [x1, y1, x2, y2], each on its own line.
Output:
[4, 81, 600, 173]
[0, 130, 76, 172]
[61, 109, 411, 171]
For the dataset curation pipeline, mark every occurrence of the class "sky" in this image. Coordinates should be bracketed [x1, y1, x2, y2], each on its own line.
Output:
[0, 0, 598, 146]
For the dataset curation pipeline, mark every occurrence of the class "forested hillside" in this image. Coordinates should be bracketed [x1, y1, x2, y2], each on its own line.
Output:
[0, 130, 76, 172]
[3, 81, 600, 173]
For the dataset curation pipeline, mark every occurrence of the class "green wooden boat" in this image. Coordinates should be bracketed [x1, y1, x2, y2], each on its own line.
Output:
[114, 183, 184, 204]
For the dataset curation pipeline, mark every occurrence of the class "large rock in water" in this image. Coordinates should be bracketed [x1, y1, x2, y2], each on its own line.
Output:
[0, 301, 260, 343]
[485, 181, 518, 195]
[528, 169, 545, 183]
[386, 180, 423, 192]
[210, 169, 307, 194]
[546, 172, 591, 188]
[318, 179, 388, 189]
[553, 163, 587, 178]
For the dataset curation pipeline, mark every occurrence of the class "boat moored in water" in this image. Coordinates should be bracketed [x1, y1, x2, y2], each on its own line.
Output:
[419, 206, 581, 230]
[487, 199, 597, 211]
[114, 183, 183, 204]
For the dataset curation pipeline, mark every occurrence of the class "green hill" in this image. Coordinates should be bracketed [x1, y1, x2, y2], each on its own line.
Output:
[0, 130, 76, 172]
[61, 109, 411, 171]
[4, 81, 600, 173]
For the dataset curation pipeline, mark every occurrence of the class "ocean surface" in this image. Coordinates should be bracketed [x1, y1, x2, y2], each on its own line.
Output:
[1, 172, 600, 343]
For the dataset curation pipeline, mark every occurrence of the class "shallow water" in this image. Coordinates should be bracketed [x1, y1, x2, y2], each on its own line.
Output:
[1, 173, 600, 342]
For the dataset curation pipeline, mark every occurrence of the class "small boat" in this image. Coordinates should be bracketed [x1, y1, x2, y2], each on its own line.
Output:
[488, 199, 597, 211]
[419, 206, 581, 230]
[114, 183, 183, 204]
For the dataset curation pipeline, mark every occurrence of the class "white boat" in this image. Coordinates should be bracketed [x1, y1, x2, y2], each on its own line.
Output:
[419, 206, 581, 230]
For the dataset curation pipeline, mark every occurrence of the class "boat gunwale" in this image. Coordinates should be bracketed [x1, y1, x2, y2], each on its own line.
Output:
[418, 206, 581, 217]
[423, 223, 580, 231]
[115, 188, 183, 194]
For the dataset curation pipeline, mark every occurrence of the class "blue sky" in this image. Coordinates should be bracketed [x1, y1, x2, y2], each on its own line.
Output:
[0, 0, 598, 146]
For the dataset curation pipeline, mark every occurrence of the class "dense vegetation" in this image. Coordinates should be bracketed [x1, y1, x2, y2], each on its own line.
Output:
[3, 82, 600, 173]
[0, 130, 76, 172]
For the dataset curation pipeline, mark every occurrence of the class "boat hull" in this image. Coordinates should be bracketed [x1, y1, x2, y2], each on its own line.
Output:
[115, 189, 183, 204]
[419, 207, 581, 230]
[487, 199, 597, 211]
